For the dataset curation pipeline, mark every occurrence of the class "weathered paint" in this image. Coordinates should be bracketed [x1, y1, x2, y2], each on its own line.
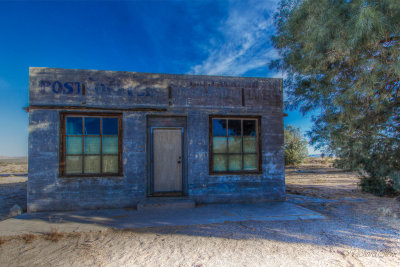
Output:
[28, 67, 285, 212]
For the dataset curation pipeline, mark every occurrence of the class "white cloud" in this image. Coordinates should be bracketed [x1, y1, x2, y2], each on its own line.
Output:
[189, 0, 281, 76]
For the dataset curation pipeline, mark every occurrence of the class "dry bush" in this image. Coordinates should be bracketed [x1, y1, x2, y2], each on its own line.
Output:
[22, 233, 36, 243]
[0, 237, 5, 246]
[45, 227, 65, 242]
[68, 232, 82, 238]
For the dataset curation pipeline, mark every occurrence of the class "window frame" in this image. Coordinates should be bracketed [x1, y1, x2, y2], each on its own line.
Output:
[59, 112, 123, 177]
[209, 115, 262, 175]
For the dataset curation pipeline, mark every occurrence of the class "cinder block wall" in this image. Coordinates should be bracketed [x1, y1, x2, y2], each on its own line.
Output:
[185, 110, 285, 204]
[28, 111, 148, 212]
[28, 67, 284, 212]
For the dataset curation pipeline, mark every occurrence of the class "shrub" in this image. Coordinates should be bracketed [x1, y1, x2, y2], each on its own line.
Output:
[284, 125, 308, 166]
[45, 228, 65, 242]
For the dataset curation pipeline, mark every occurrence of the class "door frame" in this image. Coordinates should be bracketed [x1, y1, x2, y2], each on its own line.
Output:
[146, 116, 188, 197]
[150, 127, 184, 196]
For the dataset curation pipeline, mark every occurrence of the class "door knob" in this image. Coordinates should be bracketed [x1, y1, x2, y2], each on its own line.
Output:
[177, 160, 182, 164]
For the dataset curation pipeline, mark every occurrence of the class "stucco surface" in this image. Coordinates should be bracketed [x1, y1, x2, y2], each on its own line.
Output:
[28, 68, 284, 212]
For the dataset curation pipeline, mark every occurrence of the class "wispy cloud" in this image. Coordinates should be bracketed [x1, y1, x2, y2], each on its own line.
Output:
[189, 0, 280, 77]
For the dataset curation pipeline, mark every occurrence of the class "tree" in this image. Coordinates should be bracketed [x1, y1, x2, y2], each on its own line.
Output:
[271, 0, 400, 195]
[284, 125, 308, 166]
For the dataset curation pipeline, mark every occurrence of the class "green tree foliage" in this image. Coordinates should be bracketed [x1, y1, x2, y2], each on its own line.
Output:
[272, 0, 400, 195]
[284, 125, 308, 165]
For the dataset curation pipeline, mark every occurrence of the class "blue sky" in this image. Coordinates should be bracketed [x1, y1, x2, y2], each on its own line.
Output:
[0, 0, 317, 157]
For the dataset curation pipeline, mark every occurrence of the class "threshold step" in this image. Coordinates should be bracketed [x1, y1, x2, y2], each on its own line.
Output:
[137, 197, 195, 211]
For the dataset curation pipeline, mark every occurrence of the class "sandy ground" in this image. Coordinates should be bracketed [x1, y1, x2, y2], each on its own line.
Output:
[286, 158, 400, 229]
[0, 157, 28, 174]
[0, 158, 28, 220]
[0, 158, 399, 266]
[0, 176, 27, 220]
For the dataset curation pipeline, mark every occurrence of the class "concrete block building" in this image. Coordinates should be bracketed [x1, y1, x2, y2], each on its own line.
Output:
[27, 67, 285, 212]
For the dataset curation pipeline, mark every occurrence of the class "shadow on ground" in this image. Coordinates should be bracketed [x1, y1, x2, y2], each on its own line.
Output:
[0, 168, 399, 253]
[0, 180, 27, 220]
[6, 200, 399, 252]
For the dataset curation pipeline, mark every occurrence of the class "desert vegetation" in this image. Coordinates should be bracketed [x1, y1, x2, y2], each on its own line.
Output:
[272, 0, 400, 196]
[284, 125, 308, 166]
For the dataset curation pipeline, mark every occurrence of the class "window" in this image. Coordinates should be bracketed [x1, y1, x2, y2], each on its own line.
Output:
[60, 113, 122, 176]
[210, 116, 261, 174]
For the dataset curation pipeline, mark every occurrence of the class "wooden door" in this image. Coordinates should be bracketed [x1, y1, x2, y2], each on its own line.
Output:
[153, 128, 182, 193]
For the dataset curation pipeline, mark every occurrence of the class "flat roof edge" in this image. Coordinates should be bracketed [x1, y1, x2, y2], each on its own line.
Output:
[29, 67, 283, 81]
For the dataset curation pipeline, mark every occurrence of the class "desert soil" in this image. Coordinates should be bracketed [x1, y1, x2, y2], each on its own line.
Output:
[0, 176, 27, 221]
[0, 157, 27, 174]
[0, 158, 399, 267]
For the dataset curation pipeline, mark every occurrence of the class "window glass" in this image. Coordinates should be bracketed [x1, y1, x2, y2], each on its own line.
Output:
[228, 137, 241, 153]
[103, 155, 118, 173]
[213, 119, 227, 136]
[213, 154, 227, 171]
[63, 114, 121, 176]
[243, 137, 257, 153]
[84, 137, 101, 154]
[84, 155, 101, 173]
[66, 117, 82, 135]
[211, 117, 259, 173]
[229, 155, 242, 171]
[103, 136, 118, 154]
[66, 137, 82, 154]
[228, 120, 241, 136]
[213, 137, 227, 153]
[66, 156, 82, 174]
[244, 154, 258, 170]
[103, 118, 118, 135]
[243, 120, 256, 136]
[84, 117, 100, 135]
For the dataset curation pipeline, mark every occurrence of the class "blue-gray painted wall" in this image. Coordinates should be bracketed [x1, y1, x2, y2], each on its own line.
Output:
[28, 67, 285, 212]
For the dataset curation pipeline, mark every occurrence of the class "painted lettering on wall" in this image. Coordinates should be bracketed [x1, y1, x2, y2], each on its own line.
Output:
[40, 80, 81, 95]
[37, 79, 272, 103]
[38, 80, 156, 98]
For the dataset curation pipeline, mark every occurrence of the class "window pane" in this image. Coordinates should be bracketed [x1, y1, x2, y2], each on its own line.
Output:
[229, 155, 242, 171]
[243, 136, 257, 153]
[84, 117, 100, 135]
[228, 137, 242, 153]
[84, 155, 100, 173]
[228, 120, 241, 136]
[103, 118, 119, 135]
[84, 137, 101, 154]
[244, 154, 258, 170]
[66, 117, 82, 135]
[103, 136, 118, 154]
[66, 136, 82, 154]
[213, 154, 227, 171]
[213, 137, 227, 153]
[213, 119, 227, 136]
[103, 155, 119, 173]
[243, 120, 256, 136]
[66, 156, 82, 174]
